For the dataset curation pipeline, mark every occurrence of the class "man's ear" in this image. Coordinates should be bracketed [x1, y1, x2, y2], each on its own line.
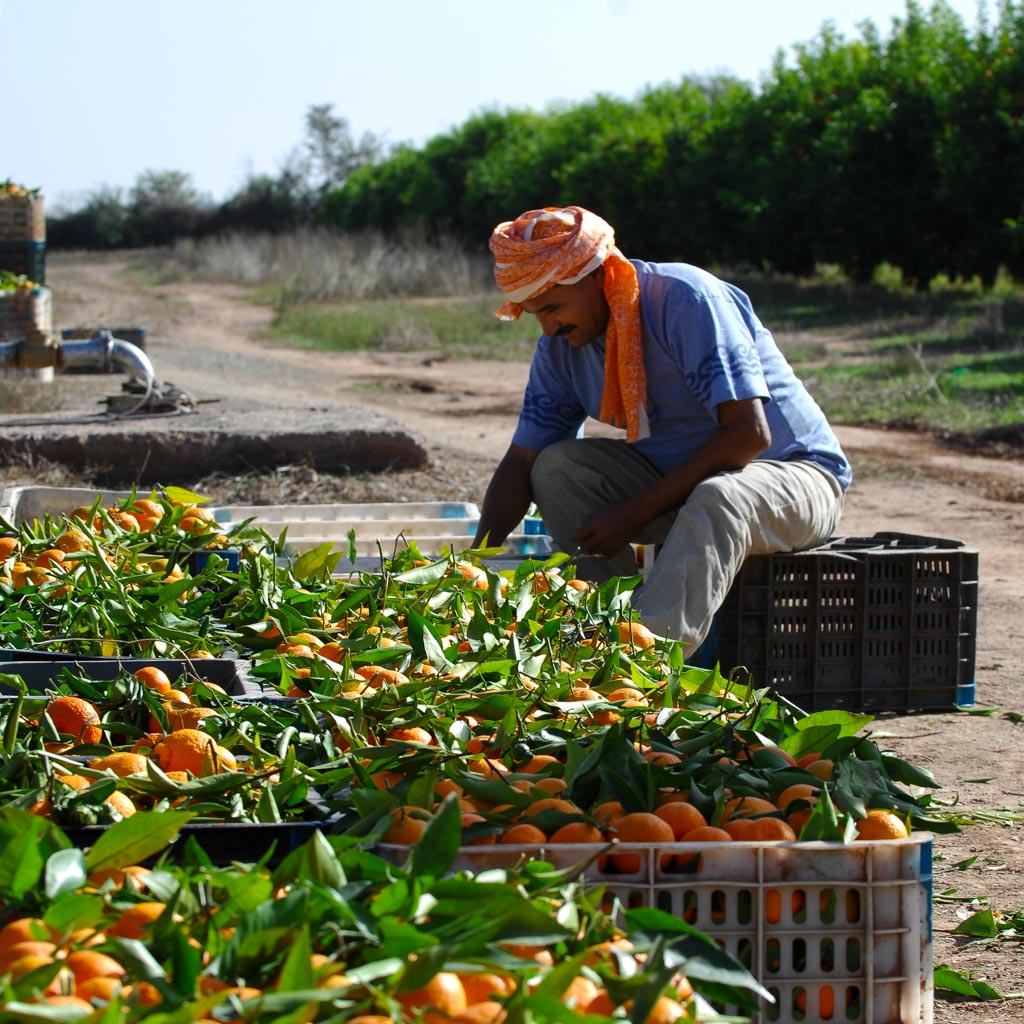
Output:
[591, 264, 606, 289]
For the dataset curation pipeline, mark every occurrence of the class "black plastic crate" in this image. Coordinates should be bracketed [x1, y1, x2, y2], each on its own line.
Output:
[0, 239, 45, 282]
[697, 533, 978, 712]
[63, 812, 339, 867]
[0, 655, 264, 699]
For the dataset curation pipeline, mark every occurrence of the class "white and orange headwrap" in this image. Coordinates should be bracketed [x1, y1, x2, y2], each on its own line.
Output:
[490, 206, 649, 442]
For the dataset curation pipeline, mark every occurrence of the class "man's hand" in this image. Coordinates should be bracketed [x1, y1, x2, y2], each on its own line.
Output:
[574, 496, 649, 559]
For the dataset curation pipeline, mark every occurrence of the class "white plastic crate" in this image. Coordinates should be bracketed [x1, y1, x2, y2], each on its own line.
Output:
[211, 501, 481, 526]
[0, 485, 134, 527]
[378, 835, 933, 1024]
[211, 501, 555, 562]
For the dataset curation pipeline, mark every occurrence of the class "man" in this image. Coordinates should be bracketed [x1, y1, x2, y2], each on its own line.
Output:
[473, 206, 850, 648]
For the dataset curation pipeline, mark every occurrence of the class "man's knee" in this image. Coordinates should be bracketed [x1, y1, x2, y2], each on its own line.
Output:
[530, 439, 584, 499]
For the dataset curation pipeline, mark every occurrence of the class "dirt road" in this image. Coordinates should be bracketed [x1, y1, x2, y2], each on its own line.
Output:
[5, 253, 1024, 1018]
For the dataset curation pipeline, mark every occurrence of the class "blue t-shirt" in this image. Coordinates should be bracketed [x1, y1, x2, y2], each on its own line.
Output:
[511, 261, 852, 490]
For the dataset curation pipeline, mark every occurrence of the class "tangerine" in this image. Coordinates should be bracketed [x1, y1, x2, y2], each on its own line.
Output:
[395, 971, 467, 1020]
[654, 802, 707, 839]
[45, 695, 102, 746]
[133, 665, 173, 695]
[107, 902, 171, 940]
[609, 812, 675, 873]
[498, 823, 547, 845]
[855, 808, 910, 840]
[152, 729, 230, 776]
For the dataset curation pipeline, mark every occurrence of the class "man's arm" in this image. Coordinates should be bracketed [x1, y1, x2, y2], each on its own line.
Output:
[574, 398, 771, 558]
[472, 444, 540, 549]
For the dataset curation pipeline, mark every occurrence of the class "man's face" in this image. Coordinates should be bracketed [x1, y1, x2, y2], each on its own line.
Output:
[519, 268, 610, 347]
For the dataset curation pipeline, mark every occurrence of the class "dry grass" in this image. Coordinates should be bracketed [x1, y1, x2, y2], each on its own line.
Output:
[132, 227, 494, 306]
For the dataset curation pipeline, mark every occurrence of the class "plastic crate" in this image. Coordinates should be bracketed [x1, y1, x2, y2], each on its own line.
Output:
[0, 284, 51, 339]
[0, 193, 45, 242]
[0, 656, 263, 698]
[0, 240, 45, 282]
[62, 805, 339, 867]
[697, 533, 977, 712]
[379, 834, 933, 1024]
[0, 485, 136, 527]
[210, 500, 554, 562]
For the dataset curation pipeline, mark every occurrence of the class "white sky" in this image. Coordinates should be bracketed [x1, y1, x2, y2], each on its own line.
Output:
[1, 0, 986, 211]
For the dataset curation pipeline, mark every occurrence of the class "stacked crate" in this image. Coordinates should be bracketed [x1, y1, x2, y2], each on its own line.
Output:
[0, 182, 46, 283]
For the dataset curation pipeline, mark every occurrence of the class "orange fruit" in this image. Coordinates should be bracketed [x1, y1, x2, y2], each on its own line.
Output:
[723, 818, 758, 840]
[133, 666, 173, 695]
[517, 753, 560, 774]
[0, 536, 20, 559]
[0, 940, 59, 974]
[720, 795, 778, 822]
[457, 972, 515, 1004]
[105, 791, 137, 819]
[591, 800, 625, 825]
[86, 865, 150, 891]
[355, 665, 410, 688]
[75, 976, 123, 1002]
[32, 548, 66, 570]
[549, 822, 605, 844]
[745, 817, 798, 842]
[521, 797, 579, 817]
[855, 808, 910, 840]
[805, 758, 835, 781]
[637, 995, 687, 1022]
[54, 529, 92, 553]
[90, 752, 149, 777]
[127, 498, 164, 522]
[609, 812, 675, 873]
[654, 802, 707, 839]
[396, 971, 467, 1020]
[383, 806, 431, 845]
[451, 1001, 507, 1023]
[460, 813, 496, 846]
[108, 510, 140, 532]
[151, 729, 230, 776]
[44, 695, 103, 746]
[0, 919, 57, 953]
[499, 822, 547, 845]
[42, 995, 94, 1011]
[4, 954, 72, 993]
[162, 703, 218, 732]
[107, 902, 171, 940]
[616, 621, 657, 649]
[63, 949, 125, 985]
[775, 783, 819, 811]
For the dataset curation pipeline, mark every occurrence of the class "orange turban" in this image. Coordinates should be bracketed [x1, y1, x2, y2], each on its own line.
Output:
[490, 206, 649, 442]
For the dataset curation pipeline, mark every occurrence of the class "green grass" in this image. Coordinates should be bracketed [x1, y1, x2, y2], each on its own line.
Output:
[262, 267, 1024, 447]
[269, 295, 541, 361]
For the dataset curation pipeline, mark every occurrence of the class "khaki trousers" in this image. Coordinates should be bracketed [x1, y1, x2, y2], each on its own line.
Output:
[530, 438, 845, 647]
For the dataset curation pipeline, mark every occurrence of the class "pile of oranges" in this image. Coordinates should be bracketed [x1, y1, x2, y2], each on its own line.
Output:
[25, 665, 242, 825]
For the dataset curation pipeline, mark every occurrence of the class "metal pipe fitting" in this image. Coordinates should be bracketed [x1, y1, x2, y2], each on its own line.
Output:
[58, 330, 156, 387]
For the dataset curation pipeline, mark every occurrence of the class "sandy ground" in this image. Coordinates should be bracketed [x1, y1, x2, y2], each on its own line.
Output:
[3, 252, 1024, 1019]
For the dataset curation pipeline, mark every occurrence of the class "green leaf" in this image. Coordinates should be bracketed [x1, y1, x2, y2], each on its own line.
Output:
[954, 908, 1000, 938]
[407, 795, 462, 882]
[44, 848, 87, 898]
[934, 964, 1002, 999]
[292, 542, 343, 581]
[84, 810, 196, 873]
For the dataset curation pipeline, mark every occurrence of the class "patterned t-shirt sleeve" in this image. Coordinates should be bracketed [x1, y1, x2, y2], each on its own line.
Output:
[511, 337, 587, 451]
[663, 283, 770, 411]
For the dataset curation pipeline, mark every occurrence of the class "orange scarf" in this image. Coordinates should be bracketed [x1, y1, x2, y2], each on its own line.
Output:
[490, 206, 649, 442]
